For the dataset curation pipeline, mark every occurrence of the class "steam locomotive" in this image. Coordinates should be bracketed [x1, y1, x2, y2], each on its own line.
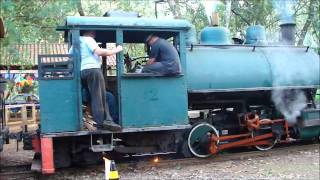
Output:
[1, 14, 319, 174]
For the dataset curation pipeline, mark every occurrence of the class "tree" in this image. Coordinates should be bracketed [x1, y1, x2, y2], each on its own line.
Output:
[0, 0, 77, 65]
[156, 0, 209, 36]
[219, 0, 319, 51]
[1, 0, 318, 55]
[295, 0, 319, 46]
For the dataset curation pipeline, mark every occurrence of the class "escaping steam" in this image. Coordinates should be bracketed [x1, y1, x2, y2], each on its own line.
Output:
[268, 0, 307, 124]
[268, 46, 309, 124]
[271, 89, 307, 124]
[272, 0, 296, 23]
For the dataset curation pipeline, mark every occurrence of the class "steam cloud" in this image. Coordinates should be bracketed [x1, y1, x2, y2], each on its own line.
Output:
[267, 46, 308, 124]
[271, 89, 307, 124]
[268, 0, 307, 124]
[272, 0, 296, 22]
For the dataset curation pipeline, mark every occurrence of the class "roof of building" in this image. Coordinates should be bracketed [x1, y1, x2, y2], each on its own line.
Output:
[0, 43, 116, 66]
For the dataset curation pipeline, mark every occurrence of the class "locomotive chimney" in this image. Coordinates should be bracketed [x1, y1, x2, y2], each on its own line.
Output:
[211, 12, 219, 26]
[273, 0, 296, 45]
[279, 17, 296, 45]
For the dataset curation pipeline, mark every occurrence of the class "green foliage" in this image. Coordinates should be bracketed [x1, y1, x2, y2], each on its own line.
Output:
[0, 0, 78, 65]
[1, 0, 77, 43]
[210, 0, 318, 50]
[218, 0, 278, 37]
[0, 0, 318, 60]
[183, 1, 209, 35]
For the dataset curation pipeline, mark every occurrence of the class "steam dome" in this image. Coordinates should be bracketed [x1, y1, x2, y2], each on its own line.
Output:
[200, 27, 230, 45]
[245, 25, 266, 45]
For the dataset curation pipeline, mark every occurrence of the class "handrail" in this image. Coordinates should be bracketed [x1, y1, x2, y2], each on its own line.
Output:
[189, 44, 309, 52]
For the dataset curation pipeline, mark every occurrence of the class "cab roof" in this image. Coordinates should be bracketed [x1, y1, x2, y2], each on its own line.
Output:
[65, 16, 192, 30]
[58, 16, 194, 43]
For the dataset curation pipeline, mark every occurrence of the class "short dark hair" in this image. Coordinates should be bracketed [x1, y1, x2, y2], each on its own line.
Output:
[80, 30, 95, 36]
[145, 34, 156, 43]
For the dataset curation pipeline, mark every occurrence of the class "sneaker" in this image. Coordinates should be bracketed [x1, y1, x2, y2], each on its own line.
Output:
[102, 120, 122, 132]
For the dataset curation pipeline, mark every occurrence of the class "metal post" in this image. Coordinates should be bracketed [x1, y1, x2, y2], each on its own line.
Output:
[71, 30, 83, 130]
[116, 30, 123, 125]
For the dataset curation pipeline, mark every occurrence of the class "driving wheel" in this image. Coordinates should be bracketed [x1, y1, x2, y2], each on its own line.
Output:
[187, 122, 219, 158]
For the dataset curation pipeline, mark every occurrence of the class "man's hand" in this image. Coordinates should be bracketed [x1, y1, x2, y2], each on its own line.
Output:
[115, 45, 123, 53]
[146, 58, 155, 65]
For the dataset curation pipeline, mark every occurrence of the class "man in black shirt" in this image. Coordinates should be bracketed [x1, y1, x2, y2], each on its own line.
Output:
[142, 35, 181, 75]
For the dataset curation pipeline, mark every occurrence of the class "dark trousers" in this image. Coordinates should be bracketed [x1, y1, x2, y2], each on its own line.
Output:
[142, 62, 166, 74]
[81, 68, 113, 125]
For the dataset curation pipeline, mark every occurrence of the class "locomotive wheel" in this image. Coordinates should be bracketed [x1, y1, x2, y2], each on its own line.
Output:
[252, 120, 277, 151]
[254, 137, 276, 151]
[188, 122, 219, 158]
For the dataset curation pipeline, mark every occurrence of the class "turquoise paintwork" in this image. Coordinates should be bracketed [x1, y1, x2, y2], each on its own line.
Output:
[40, 16, 191, 131]
[40, 15, 320, 134]
[200, 27, 230, 45]
[39, 80, 81, 133]
[245, 25, 266, 44]
[120, 76, 188, 128]
[300, 109, 320, 140]
[65, 16, 196, 45]
[186, 46, 320, 92]
[66, 16, 192, 29]
[40, 30, 82, 133]
[118, 31, 189, 128]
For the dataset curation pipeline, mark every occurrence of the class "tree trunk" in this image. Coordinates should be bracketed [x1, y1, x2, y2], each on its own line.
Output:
[167, 0, 182, 19]
[225, 0, 232, 28]
[77, 0, 85, 16]
[297, 0, 316, 45]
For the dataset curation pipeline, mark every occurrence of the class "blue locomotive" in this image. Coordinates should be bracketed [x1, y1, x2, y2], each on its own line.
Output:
[19, 14, 320, 174]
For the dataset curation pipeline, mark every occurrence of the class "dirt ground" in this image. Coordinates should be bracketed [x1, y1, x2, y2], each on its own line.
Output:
[0, 140, 34, 166]
[1, 142, 319, 179]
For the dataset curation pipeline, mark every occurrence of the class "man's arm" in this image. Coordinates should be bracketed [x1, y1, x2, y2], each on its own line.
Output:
[94, 45, 123, 57]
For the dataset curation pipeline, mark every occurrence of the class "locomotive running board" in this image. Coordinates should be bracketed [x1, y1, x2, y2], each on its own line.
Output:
[41, 125, 191, 137]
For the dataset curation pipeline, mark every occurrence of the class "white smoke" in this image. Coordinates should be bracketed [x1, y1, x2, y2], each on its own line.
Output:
[203, 0, 220, 24]
[271, 89, 307, 124]
[272, 0, 297, 22]
[264, 47, 309, 124]
[267, 0, 308, 124]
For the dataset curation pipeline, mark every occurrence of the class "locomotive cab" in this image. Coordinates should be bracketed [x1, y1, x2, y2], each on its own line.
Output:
[38, 16, 192, 133]
[34, 16, 196, 173]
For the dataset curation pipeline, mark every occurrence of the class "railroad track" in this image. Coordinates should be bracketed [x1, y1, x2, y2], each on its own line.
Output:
[1, 143, 318, 179]
[118, 143, 319, 171]
[0, 164, 38, 180]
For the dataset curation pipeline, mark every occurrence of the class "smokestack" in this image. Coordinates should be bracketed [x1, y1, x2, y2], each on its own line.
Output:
[273, 0, 296, 45]
[279, 17, 296, 45]
[211, 12, 219, 26]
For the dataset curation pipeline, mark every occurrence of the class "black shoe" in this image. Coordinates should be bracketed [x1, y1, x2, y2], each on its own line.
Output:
[95, 124, 106, 131]
[102, 120, 122, 132]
